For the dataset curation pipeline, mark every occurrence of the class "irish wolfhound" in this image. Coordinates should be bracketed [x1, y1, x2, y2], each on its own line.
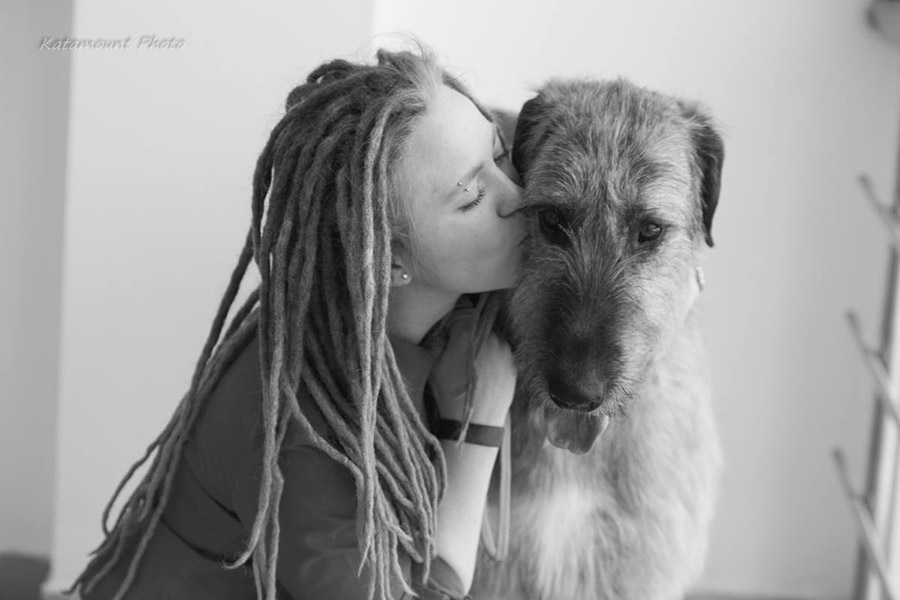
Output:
[474, 79, 724, 600]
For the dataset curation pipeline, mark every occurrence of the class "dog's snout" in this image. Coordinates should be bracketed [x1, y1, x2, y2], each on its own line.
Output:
[548, 370, 606, 412]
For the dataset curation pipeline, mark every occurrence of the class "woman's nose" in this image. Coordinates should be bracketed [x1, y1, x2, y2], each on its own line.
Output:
[497, 176, 525, 219]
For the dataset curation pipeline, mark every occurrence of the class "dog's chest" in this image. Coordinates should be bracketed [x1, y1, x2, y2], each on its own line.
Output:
[517, 460, 610, 596]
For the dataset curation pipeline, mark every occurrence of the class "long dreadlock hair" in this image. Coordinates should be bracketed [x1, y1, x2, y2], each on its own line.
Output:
[68, 44, 507, 600]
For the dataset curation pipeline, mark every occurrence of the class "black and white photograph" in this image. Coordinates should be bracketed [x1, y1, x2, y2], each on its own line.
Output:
[2, 1, 900, 599]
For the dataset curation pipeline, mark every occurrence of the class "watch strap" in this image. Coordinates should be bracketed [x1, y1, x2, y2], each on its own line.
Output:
[434, 418, 505, 448]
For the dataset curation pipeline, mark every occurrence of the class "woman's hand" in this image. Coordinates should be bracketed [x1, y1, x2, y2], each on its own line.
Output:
[429, 308, 517, 427]
[427, 306, 516, 594]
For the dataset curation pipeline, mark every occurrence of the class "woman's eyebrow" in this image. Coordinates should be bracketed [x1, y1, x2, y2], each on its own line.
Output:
[451, 163, 484, 196]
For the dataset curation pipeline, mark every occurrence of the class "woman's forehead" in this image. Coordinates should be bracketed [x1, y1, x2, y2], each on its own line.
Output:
[401, 86, 493, 201]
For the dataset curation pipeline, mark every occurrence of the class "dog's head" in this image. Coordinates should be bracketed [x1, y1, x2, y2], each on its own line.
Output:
[504, 78, 724, 454]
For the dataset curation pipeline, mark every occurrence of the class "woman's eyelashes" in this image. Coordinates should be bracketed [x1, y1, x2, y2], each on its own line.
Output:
[461, 184, 486, 212]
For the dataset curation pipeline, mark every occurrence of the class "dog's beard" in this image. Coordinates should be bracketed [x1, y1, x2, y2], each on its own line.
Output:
[519, 356, 642, 455]
[514, 335, 633, 455]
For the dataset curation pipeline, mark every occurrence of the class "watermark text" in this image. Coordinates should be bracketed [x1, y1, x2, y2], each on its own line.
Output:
[39, 35, 185, 51]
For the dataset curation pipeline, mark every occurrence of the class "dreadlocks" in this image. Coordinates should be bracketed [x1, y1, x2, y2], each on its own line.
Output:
[68, 43, 505, 600]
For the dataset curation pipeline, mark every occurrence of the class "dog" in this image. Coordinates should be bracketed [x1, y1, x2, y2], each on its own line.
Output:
[474, 78, 724, 600]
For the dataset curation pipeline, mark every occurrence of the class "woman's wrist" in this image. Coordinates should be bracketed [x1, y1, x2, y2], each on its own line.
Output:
[434, 418, 505, 447]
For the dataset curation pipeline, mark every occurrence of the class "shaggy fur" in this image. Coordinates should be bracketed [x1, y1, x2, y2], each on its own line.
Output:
[474, 79, 724, 600]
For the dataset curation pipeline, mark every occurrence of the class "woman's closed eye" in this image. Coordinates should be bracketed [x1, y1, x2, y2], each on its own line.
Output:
[459, 127, 513, 213]
[461, 184, 486, 212]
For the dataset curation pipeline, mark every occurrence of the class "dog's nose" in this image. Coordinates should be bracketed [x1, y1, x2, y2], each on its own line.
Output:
[547, 371, 606, 411]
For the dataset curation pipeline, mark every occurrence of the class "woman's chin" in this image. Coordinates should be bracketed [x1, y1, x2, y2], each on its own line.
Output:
[478, 283, 516, 294]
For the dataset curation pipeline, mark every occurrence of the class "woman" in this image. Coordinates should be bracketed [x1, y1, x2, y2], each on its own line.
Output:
[69, 44, 525, 600]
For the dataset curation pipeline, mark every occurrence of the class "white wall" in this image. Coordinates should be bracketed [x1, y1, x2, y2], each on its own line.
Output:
[45, 0, 374, 592]
[0, 0, 72, 557]
[372, 0, 900, 598]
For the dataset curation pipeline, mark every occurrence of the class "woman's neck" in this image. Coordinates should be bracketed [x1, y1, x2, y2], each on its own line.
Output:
[387, 285, 460, 346]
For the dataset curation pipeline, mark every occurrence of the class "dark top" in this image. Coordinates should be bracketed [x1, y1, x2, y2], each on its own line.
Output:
[81, 330, 466, 600]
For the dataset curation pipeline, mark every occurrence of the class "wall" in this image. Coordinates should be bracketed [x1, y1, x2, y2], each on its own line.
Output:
[44, 0, 374, 592]
[0, 0, 72, 557]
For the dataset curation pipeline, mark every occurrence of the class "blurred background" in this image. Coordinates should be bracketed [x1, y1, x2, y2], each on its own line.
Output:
[2, 0, 900, 598]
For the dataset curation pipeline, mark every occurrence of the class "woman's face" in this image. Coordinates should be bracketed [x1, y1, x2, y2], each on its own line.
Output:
[397, 85, 526, 294]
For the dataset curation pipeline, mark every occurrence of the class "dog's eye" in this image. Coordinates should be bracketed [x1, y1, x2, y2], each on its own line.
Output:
[539, 209, 563, 230]
[538, 209, 568, 246]
[638, 222, 663, 243]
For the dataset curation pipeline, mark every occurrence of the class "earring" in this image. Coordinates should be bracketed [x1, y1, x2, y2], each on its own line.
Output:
[695, 266, 705, 291]
[392, 263, 410, 283]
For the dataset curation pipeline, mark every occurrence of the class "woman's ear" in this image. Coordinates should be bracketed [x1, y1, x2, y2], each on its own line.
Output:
[390, 242, 413, 287]
[391, 262, 412, 287]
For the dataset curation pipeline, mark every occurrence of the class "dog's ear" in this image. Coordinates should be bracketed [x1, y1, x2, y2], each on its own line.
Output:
[679, 101, 724, 248]
[512, 93, 555, 178]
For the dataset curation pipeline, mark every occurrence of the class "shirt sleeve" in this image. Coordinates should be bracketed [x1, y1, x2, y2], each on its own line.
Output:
[232, 438, 467, 600]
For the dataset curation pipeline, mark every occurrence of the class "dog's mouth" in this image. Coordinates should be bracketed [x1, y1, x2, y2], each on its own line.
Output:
[549, 394, 602, 412]
[542, 403, 610, 455]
